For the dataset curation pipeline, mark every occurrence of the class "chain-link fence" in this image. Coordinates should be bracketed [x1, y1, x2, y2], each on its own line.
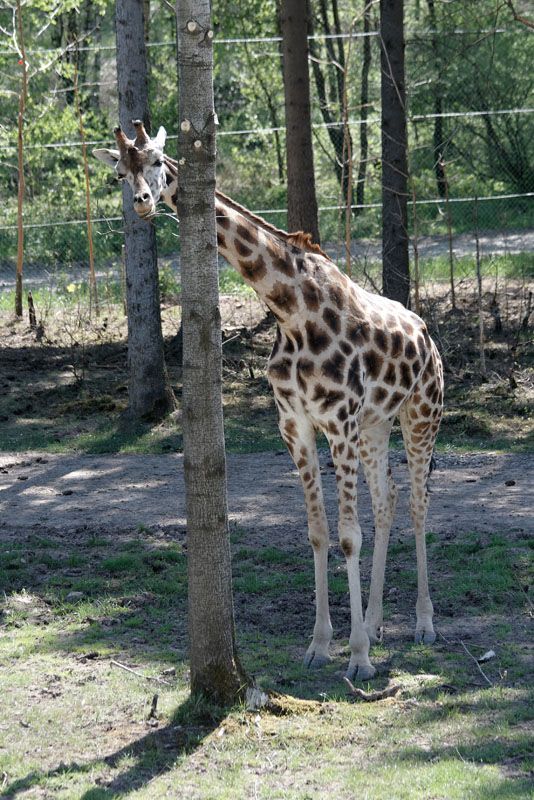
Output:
[0, 25, 532, 297]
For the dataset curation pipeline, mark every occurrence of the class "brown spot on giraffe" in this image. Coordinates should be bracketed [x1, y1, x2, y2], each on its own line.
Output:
[236, 222, 258, 246]
[384, 363, 397, 385]
[399, 361, 412, 390]
[363, 350, 383, 380]
[391, 331, 403, 358]
[302, 279, 322, 311]
[323, 307, 341, 335]
[347, 355, 363, 396]
[312, 385, 345, 412]
[322, 352, 346, 384]
[374, 328, 389, 353]
[373, 387, 388, 404]
[328, 284, 345, 310]
[235, 238, 253, 258]
[305, 321, 331, 354]
[269, 251, 294, 277]
[266, 281, 298, 315]
[239, 255, 267, 282]
[340, 538, 353, 557]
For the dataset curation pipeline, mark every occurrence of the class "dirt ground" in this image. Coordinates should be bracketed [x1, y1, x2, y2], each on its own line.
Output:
[1, 449, 531, 542]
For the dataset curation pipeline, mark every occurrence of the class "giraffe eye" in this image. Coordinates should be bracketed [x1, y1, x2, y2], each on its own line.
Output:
[117, 172, 126, 180]
[153, 160, 162, 167]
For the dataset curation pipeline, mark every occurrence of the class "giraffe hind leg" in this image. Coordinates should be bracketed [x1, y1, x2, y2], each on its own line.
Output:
[399, 394, 442, 645]
[359, 420, 398, 644]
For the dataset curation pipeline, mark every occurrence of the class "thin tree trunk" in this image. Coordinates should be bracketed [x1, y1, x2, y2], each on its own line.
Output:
[426, 0, 446, 198]
[176, 0, 249, 704]
[74, 56, 99, 317]
[441, 156, 456, 309]
[380, 0, 410, 306]
[355, 0, 372, 213]
[307, 3, 352, 205]
[15, 0, 27, 319]
[116, 0, 176, 420]
[280, 0, 320, 242]
[474, 196, 486, 377]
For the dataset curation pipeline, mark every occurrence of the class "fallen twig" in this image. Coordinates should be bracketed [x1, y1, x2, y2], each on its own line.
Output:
[344, 677, 401, 701]
[110, 659, 172, 687]
[460, 641, 493, 686]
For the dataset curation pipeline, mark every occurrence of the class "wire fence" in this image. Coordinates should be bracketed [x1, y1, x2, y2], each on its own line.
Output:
[0, 24, 532, 296]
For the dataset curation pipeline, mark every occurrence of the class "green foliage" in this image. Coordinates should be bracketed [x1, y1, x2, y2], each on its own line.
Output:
[0, 1, 532, 276]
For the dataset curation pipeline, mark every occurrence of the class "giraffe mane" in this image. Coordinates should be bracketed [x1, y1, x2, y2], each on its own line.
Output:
[286, 231, 330, 259]
[162, 154, 332, 262]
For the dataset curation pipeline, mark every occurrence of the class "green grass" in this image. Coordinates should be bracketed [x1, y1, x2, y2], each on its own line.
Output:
[0, 524, 531, 799]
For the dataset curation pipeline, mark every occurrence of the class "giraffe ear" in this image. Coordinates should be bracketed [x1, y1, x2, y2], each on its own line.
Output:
[92, 148, 120, 168]
[153, 126, 167, 150]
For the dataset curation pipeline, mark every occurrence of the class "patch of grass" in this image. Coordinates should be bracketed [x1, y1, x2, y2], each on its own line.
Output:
[0, 523, 532, 799]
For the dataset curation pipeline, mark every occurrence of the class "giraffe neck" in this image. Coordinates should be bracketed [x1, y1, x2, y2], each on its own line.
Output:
[160, 159, 323, 326]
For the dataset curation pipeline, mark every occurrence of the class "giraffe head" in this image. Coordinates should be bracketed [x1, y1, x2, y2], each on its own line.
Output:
[93, 121, 168, 219]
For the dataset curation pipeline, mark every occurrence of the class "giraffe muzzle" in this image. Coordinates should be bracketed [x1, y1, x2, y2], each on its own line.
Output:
[134, 191, 156, 219]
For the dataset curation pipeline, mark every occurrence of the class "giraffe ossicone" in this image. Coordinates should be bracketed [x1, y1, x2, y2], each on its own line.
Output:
[94, 122, 444, 681]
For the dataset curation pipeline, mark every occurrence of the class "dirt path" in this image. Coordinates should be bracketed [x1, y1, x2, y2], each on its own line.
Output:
[1, 451, 531, 540]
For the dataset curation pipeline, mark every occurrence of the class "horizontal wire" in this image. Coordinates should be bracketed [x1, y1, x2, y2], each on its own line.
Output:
[0, 27, 517, 57]
[0, 192, 531, 232]
[2, 108, 532, 153]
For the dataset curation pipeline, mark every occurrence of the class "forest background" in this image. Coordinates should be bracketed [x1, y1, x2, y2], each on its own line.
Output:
[0, 0, 532, 282]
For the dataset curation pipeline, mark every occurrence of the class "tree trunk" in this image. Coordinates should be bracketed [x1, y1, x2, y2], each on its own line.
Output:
[426, 0, 446, 198]
[307, 2, 353, 209]
[355, 0, 372, 213]
[280, 0, 320, 242]
[380, 0, 410, 307]
[15, 0, 27, 319]
[176, 0, 249, 705]
[116, 0, 176, 420]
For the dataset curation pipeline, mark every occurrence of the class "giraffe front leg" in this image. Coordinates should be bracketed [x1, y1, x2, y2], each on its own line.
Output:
[326, 425, 375, 681]
[279, 414, 333, 668]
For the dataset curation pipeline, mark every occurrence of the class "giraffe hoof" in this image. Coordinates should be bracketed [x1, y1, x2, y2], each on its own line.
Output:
[303, 652, 331, 669]
[414, 629, 436, 645]
[345, 663, 376, 682]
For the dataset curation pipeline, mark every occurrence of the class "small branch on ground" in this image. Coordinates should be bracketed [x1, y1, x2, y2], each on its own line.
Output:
[110, 659, 173, 686]
[460, 641, 493, 686]
[344, 677, 401, 701]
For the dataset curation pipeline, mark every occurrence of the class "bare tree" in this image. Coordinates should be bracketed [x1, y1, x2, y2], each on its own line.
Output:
[426, 0, 446, 199]
[355, 0, 373, 214]
[15, 0, 27, 318]
[380, 0, 410, 307]
[115, 0, 176, 420]
[280, 0, 320, 242]
[308, 0, 354, 205]
[176, 0, 249, 703]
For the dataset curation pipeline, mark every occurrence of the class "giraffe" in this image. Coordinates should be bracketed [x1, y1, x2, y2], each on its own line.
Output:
[94, 121, 444, 680]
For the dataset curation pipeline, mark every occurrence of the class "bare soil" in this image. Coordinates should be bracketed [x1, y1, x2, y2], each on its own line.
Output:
[0, 449, 532, 542]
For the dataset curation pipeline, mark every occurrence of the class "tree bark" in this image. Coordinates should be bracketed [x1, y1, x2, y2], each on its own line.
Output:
[355, 0, 372, 213]
[176, 0, 248, 704]
[380, 0, 410, 306]
[426, 0, 446, 198]
[15, 0, 27, 319]
[115, 0, 176, 420]
[307, 1, 353, 209]
[280, 0, 320, 242]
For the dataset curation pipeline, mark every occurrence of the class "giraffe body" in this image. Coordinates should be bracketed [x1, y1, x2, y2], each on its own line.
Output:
[94, 124, 443, 680]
